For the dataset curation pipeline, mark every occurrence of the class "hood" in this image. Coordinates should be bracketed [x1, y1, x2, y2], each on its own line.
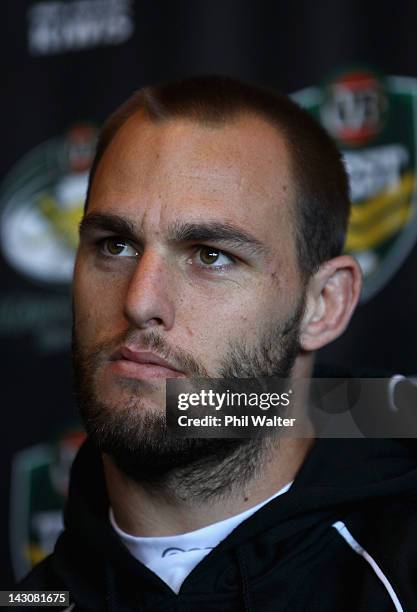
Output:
[50, 435, 417, 611]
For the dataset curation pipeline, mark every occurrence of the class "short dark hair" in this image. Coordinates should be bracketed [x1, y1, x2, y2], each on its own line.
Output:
[86, 75, 350, 277]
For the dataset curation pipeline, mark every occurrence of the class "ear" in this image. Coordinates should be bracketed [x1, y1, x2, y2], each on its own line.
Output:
[300, 255, 362, 352]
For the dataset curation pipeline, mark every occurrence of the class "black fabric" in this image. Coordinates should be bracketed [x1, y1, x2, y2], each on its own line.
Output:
[17, 436, 417, 611]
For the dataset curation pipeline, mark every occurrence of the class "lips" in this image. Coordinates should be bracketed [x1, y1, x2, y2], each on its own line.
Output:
[109, 347, 186, 379]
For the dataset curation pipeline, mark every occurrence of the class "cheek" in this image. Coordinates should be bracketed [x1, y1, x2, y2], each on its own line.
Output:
[177, 282, 276, 350]
[73, 262, 128, 344]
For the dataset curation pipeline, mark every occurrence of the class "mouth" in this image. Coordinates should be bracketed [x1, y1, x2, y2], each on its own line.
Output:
[108, 346, 186, 380]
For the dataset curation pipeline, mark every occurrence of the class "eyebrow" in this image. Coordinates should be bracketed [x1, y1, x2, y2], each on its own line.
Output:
[79, 213, 137, 242]
[167, 221, 267, 255]
[79, 213, 268, 256]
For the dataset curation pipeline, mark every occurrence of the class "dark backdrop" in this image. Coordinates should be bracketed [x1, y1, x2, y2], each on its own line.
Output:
[2, 0, 417, 587]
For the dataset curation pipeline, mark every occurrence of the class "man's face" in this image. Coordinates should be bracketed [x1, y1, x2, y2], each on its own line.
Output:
[72, 112, 307, 482]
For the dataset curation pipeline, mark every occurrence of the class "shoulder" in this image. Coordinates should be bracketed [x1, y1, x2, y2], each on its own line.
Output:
[338, 497, 417, 609]
[16, 552, 65, 590]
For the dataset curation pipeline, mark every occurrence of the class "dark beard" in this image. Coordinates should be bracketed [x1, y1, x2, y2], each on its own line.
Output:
[72, 296, 305, 500]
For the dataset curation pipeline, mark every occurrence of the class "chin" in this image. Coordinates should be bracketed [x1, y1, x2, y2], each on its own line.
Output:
[95, 377, 166, 412]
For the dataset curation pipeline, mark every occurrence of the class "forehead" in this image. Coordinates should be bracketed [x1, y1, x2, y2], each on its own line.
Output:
[89, 112, 296, 258]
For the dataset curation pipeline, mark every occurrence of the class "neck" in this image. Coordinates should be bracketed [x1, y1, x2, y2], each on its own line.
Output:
[104, 437, 312, 536]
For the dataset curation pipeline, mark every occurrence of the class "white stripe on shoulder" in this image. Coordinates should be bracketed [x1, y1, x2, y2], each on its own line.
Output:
[333, 521, 403, 612]
[62, 605, 75, 612]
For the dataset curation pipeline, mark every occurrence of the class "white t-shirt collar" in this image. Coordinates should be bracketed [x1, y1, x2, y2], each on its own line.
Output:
[110, 481, 292, 593]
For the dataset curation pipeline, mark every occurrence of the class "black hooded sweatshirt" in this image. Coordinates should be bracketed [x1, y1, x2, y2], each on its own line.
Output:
[17, 437, 417, 611]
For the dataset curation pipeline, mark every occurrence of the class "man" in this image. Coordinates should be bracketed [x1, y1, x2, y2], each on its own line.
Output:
[19, 76, 417, 610]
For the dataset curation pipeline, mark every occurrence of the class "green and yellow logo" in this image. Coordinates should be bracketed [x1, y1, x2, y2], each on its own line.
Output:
[294, 68, 417, 301]
[0, 124, 97, 284]
[10, 430, 85, 580]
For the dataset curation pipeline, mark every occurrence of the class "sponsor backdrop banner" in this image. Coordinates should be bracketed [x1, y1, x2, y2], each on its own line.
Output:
[2, 0, 417, 586]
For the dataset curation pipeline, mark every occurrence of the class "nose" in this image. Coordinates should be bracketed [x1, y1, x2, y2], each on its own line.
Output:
[123, 249, 175, 331]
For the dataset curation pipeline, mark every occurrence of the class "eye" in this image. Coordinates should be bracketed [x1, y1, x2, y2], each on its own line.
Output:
[101, 237, 138, 258]
[192, 246, 235, 270]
